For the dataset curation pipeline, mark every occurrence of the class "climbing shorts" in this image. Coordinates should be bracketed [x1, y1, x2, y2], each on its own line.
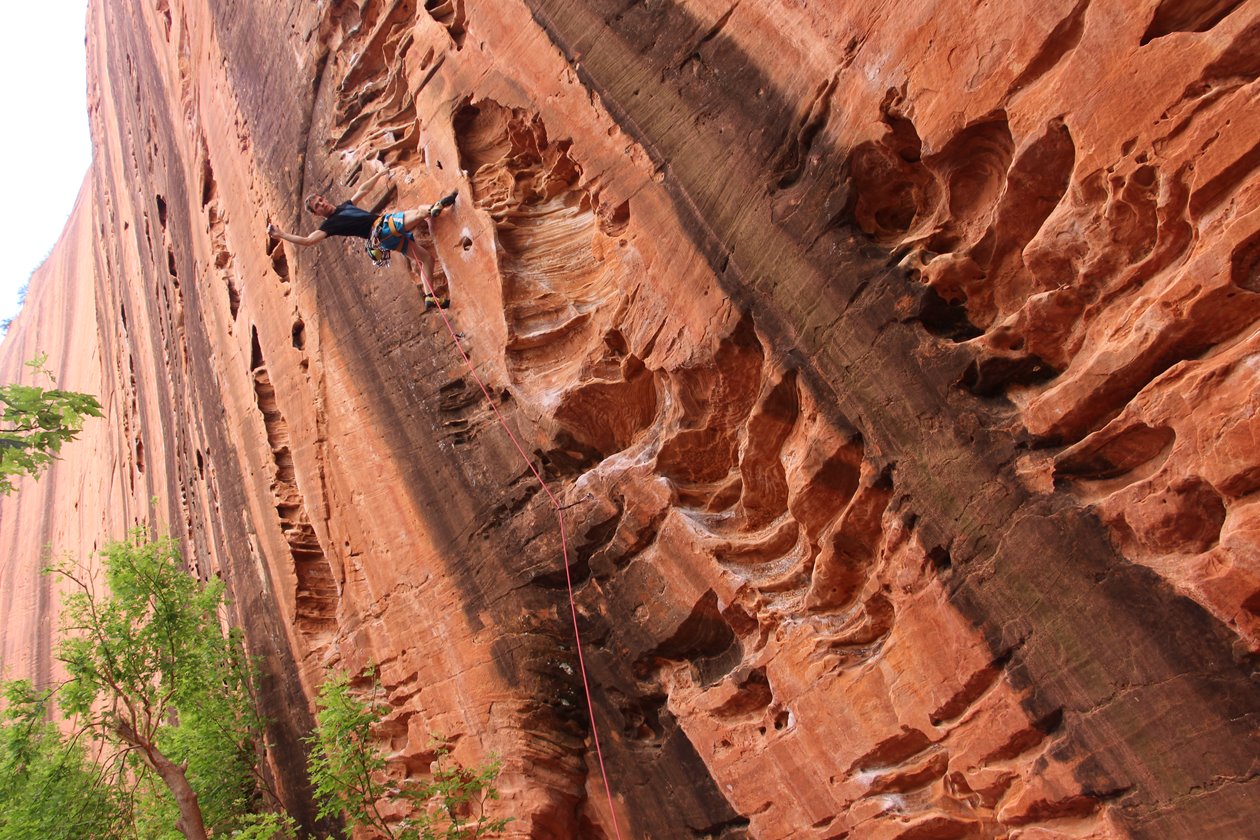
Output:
[365, 211, 414, 266]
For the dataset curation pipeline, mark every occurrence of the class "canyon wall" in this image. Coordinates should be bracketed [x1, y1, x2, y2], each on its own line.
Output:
[1, 0, 1258, 837]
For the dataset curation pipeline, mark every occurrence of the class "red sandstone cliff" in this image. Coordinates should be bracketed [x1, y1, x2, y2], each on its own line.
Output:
[1, 1, 1258, 837]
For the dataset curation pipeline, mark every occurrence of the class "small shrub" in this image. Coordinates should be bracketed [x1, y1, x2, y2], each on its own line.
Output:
[307, 671, 510, 839]
[0, 680, 128, 839]
[228, 812, 299, 839]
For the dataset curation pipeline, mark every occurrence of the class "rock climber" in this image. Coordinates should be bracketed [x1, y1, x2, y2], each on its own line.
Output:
[266, 164, 457, 309]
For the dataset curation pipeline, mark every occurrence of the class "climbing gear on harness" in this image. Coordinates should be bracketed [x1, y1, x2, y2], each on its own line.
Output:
[365, 211, 409, 267]
[424, 294, 450, 310]
[365, 238, 389, 266]
[429, 190, 458, 218]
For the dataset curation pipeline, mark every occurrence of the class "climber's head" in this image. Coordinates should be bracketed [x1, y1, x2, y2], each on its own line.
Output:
[305, 194, 336, 217]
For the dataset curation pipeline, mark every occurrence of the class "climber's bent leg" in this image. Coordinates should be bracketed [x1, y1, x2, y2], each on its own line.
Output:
[410, 242, 436, 289]
[399, 240, 448, 308]
[399, 209, 428, 233]
[399, 191, 458, 233]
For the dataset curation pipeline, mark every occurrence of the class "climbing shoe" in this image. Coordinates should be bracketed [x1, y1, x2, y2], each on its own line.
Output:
[424, 294, 451, 310]
[429, 190, 458, 218]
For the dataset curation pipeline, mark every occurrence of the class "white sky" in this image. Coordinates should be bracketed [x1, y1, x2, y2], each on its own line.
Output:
[0, 1, 91, 331]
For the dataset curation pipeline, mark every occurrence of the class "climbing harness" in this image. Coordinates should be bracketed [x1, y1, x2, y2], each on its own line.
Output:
[364, 211, 408, 267]
[364, 193, 455, 267]
[416, 249, 626, 840]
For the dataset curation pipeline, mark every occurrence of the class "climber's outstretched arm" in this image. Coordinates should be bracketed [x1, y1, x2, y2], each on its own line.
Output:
[350, 166, 390, 204]
[267, 225, 328, 247]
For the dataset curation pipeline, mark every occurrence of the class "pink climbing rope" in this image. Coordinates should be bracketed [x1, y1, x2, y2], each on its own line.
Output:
[414, 248, 626, 840]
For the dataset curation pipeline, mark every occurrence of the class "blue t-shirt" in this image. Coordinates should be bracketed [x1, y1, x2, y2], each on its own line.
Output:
[318, 202, 377, 239]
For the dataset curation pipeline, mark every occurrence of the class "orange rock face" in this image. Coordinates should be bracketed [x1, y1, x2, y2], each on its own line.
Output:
[1, 0, 1258, 837]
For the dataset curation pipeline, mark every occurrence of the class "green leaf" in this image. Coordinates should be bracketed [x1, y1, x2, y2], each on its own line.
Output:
[0, 357, 101, 495]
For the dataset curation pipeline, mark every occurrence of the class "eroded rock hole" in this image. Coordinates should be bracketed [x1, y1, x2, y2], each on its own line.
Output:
[620, 693, 668, 742]
[929, 657, 1006, 726]
[1141, 0, 1246, 44]
[936, 117, 1015, 222]
[201, 158, 216, 207]
[270, 243, 289, 281]
[424, 0, 467, 49]
[712, 668, 774, 718]
[527, 539, 592, 590]
[960, 352, 1057, 397]
[914, 286, 983, 341]
[249, 326, 263, 371]
[156, 0, 172, 39]
[1034, 706, 1066, 736]
[1055, 423, 1175, 482]
[850, 727, 934, 774]
[1230, 228, 1260, 293]
[597, 199, 630, 236]
[227, 279, 240, 321]
[849, 145, 923, 239]
[738, 372, 800, 529]
[989, 118, 1076, 265]
[292, 318, 305, 350]
[636, 591, 742, 686]
[1127, 477, 1227, 555]
[847, 97, 933, 241]
[554, 363, 658, 456]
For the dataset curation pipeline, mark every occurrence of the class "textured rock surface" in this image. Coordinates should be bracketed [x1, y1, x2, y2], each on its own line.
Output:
[1, 0, 1258, 837]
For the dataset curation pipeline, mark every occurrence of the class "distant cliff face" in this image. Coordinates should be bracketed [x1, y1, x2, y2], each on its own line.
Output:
[2, 0, 1258, 836]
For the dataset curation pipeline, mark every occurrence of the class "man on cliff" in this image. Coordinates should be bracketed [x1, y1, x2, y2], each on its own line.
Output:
[267, 164, 457, 309]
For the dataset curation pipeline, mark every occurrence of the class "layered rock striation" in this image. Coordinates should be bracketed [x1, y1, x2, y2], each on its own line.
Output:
[1, 0, 1258, 837]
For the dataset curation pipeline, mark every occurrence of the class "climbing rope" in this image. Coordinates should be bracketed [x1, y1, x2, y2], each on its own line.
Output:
[406, 237, 626, 840]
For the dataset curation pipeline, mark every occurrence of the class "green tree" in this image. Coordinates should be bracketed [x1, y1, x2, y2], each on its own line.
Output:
[307, 671, 509, 840]
[53, 531, 269, 840]
[0, 679, 128, 839]
[0, 353, 102, 495]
